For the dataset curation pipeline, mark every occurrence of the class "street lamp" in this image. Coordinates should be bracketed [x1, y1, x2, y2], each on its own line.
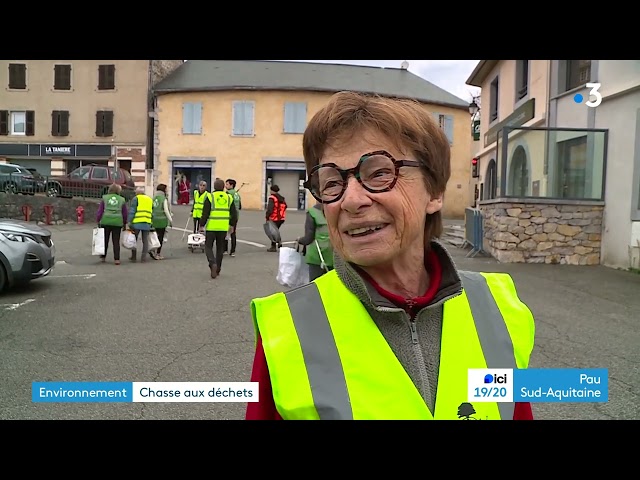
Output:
[468, 99, 480, 117]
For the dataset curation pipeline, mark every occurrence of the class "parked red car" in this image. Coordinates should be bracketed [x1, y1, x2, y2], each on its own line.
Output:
[46, 164, 136, 200]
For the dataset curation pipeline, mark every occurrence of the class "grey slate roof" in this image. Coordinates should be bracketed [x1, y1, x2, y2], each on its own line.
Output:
[153, 60, 468, 110]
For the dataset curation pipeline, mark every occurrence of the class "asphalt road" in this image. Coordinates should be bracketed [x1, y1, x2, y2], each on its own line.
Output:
[1, 205, 638, 420]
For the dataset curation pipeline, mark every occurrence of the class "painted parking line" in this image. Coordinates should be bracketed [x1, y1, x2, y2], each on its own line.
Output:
[49, 274, 97, 279]
[168, 226, 267, 248]
[1, 299, 36, 311]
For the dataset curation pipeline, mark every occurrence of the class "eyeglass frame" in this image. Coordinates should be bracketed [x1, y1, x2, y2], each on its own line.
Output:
[303, 150, 422, 204]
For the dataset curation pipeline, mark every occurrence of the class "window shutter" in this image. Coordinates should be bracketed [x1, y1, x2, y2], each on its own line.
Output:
[244, 102, 254, 135]
[182, 103, 194, 133]
[107, 65, 115, 89]
[0, 110, 9, 135]
[65, 65, 72, 90]
[98, 65, 104, 89]
[96, 111, 102, 136]
[104, 111, 114, 136]
[232, 102, 242, 135]
[25, 110, 35, 136]
[52, 110, 58, 136]
[193, 102, 202, 134]
[444, 115, 454, 144]
[61, 111, 70, 136]
[283, 103, 294, 133]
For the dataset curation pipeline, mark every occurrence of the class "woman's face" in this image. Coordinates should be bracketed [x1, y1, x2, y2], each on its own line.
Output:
[321, 130, 442, 267]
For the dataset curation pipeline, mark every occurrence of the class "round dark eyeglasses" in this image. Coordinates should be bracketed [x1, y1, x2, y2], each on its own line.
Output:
[303, 150, 421, 204]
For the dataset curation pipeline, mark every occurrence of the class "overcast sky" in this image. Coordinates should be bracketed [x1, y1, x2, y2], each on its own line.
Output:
[279, 60, 481, 103]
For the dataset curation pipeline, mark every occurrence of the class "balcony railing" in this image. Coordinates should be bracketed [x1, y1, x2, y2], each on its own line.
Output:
[496, 126, 608, 201]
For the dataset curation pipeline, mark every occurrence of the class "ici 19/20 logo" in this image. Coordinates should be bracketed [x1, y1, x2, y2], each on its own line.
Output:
[484, 373, 508, 384]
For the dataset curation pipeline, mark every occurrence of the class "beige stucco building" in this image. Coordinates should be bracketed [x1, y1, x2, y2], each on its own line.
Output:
[467, 60, 640, 269]
[0, 60, 182, 187]
[153, 60, 473, 217]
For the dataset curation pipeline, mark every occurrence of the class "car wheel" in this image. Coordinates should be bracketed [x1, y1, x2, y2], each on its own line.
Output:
[46, 183, 61, 197]
[0, 263, 7, 293]
[4, 182, 17, 194]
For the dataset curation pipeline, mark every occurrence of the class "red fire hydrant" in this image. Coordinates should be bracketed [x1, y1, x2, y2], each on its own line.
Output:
[76, 206, 85, 225]
[43, 205, 54, 225]
[22, 205, 33, 222]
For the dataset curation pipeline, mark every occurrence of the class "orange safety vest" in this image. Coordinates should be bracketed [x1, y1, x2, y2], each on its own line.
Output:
[269, 195, 287, 222]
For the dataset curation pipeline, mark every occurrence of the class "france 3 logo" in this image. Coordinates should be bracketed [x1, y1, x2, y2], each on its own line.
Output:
[467, 369, 513, 403]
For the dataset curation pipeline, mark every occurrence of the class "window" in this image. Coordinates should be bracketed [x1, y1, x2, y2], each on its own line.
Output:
[283, 102, 307, 133]
[91, 167, 109, 180]
[515, 60, 529, 101]
[232, 101, 255, 136]
[51, 110, 70, 136]
[96, 111, 114, 137]
[8, 63, 26, 89]
[556, 136, 587, 198]
[562, 60, 591, 93]
[54, 64, 72, 90]
[70, 166, 91, 179]
[484, 159, 498, 200]
[509, 146, 529, 196]
[0, 110, 34, 136]
[489, 77, 499, 123]
[98, 64, 116, 90]
[433, 113, 454, 144]
[118, 160, 132, 173]
[182, 102, 202, 134]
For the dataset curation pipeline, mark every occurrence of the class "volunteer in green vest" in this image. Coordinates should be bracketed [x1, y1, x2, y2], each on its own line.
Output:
[247, 92, 536, 420]
[224, 178, 242, 257]
[199, 178, 238, 279]
[150, 183, 173, 260]
[127, 186, 154, 263]
[96, 183, 128, 265]
[191, 181, 209, 233]
[296, 202, 334, 281]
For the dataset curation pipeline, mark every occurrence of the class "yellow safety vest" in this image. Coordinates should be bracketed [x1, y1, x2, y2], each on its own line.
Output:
[132, 194, 153, 225]
[251, 270, 535, 420]
[206, 191, 232, 231]
[192, 190, 208, 219]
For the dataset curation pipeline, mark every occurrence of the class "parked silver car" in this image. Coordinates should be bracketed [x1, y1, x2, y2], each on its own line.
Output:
[0, 219, 55, 293]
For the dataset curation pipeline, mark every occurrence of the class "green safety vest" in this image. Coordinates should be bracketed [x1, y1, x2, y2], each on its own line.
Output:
[251, 270, 535, 420]
[100, 194, 125, 227]
[152, 193, 169, 229]
[132, 194, 153, 225]
[305, 206, 333, 268]
[206, 191, 232, 232]
[193, 190, 208, 219]
[227, 188, 241, 214]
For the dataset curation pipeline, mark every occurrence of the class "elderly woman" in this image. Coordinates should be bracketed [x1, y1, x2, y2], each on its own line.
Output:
[96, 183, 127, 265]
[246, 92, 536, 420]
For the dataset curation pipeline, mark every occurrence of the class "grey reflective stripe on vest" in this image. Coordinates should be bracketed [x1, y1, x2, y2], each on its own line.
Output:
[284, 272, 517, 420]
[285, 283, 353, 420]
[458, 271, 516, 421]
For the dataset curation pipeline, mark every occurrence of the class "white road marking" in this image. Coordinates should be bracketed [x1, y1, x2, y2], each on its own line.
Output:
[1, 298, 36, 311]
[50, 274, 96, 279]
[168, 226, 267, 248]
[55, 261, 68, 265]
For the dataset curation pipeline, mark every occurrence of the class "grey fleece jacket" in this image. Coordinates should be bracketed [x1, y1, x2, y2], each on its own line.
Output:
[333, 241, 463, 414]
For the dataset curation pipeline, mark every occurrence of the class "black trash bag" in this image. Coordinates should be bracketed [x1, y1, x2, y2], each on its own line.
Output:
[263, 221, 281, 244]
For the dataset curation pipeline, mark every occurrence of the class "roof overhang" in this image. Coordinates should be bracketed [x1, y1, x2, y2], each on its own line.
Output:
[466, 60, 500, 87]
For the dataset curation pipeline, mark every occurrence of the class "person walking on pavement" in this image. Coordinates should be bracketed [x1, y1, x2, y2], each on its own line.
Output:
[191, 181, 209, 233]
[247, 91, 536, 420]
[224, 178, 242, 257]
[150, 183, 173, 260]
[127, 187, 153, 263]
[199, 178, 238, 278]
[96, 183, 128, 266]
[266, 185, 287, 252]
[296, 201, 334, 281]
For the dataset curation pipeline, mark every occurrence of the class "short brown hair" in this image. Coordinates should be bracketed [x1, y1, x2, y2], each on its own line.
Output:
[108, 183, 122, 194]
[302, 91, 451, 241]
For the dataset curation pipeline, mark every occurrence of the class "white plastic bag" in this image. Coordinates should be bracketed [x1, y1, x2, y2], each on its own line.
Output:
[121, 230, 137, 250]
[148, 231, 161, 249]
[92, 227, 105, 256]
[276, 246, 308, 288]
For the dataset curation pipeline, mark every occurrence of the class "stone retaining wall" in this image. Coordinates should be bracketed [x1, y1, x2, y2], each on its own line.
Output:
[479, 199, 604, 265]
[0, 193, 100, 225]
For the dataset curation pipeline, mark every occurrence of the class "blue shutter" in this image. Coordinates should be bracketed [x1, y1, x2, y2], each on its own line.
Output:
[193, 102, 202, 134]
[233, 102, 242, 135]
[182, 103, 193, 134]
[296, 103, 307, 133]
[444, 115, 454, 144]
[283, 102, 293, 133]
[243, 102, 254, 135]
[432, 112, 440, 124]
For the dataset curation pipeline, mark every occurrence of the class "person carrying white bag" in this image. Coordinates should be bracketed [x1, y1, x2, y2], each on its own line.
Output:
[95, 183, 128, 265]
[295, 201, 334, 281]
[276, 244, 309, 288]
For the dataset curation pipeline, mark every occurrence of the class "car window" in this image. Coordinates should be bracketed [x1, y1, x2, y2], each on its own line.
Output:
[70, 167, 91, 179]
[112, 169, 122, 181]
[91, 167, 109, 180]
[17, 167, 31, 174]
[0, 165, 10, 174]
